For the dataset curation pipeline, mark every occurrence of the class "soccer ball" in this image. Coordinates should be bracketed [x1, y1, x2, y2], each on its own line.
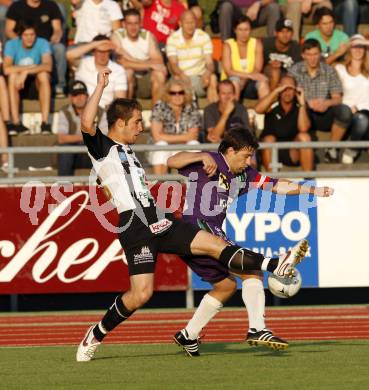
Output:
[268, 269, 302, 299]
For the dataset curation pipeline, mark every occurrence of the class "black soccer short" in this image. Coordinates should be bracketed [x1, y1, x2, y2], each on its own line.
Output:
[119, 218, 201, 276]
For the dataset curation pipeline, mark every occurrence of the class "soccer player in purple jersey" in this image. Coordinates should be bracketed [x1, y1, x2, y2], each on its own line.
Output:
[168, 128, 334, 355]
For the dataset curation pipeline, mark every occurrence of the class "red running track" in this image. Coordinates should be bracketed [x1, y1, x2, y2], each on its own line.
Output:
[1, 306, 369, 347]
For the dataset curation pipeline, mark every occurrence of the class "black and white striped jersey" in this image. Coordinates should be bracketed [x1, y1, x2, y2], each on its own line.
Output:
[83, 127, 173, 243]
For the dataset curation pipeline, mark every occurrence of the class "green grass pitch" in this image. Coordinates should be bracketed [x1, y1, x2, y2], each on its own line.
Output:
[1, 340, 369, 390]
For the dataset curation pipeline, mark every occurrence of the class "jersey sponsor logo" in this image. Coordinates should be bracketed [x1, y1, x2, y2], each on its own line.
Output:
[136, 190, 152, 204]
[218, 197, 229, 210]
[218, 191, 235, 211]
[133, 246, 154, 264]
[237, 173, 246, 183]
[118, 151, 128, 162]
[218, 173, 230, 190]
[149, 218, 173, 234]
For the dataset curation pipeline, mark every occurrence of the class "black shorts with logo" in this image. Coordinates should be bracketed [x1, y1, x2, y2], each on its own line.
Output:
[118, 217, 201, 276]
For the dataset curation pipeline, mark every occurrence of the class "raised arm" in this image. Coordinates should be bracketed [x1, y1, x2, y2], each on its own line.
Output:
[81, 67, 111, 135]
[67, 40, 113, 62]
[5, 18, 17, 40]
[296, 87, 310, 132]
[167, 151, 217, 177]
[254, 85, 285, 114]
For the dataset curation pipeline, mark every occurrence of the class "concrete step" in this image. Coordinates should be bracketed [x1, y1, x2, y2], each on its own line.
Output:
[10, 134, 57, 169]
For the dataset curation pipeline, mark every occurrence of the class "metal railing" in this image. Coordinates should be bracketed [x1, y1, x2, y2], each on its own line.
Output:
[1, 140, 369, 185]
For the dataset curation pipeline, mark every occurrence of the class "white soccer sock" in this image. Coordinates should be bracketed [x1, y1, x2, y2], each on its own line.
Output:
[185, 294, 223, 340]
[242, 278, 266, 331]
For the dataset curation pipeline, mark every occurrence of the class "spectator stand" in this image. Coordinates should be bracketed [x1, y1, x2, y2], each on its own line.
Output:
[5, 0, 369, 178]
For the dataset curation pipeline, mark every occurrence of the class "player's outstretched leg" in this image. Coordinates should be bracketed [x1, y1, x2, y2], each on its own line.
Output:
[272, 239, 309, 278]
[217, 240, 309, 277]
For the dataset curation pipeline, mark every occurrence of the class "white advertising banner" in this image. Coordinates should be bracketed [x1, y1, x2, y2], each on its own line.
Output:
[317, 178, 369, 287]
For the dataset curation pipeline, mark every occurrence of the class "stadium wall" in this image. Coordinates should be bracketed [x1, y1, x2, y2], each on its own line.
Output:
[0, 179, 368, 298]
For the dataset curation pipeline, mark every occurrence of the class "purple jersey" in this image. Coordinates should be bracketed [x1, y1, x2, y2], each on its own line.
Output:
[179, 152, 279, 227]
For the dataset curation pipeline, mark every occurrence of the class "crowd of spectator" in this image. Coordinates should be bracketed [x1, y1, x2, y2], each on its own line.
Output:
[0, 0, 369, 174]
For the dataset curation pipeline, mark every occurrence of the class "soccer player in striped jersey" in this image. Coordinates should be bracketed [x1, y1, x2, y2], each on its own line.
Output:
[76, 68, 318, 361]
[167, 128, 334, 355]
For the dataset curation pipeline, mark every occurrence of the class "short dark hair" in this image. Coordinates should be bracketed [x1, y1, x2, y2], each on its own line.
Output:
[217, 79, 236, 93]
[233, 15, 252, 31]
[17, 20, 36, 36]
[92, 34, 110, 42]
[302, 38, 321, 52]
[314, 7, 334, 25]
[123, 7, 141, 19]
[106, 98, 142, 128]
[280, 74, 296, 85]
[218, 128, 259, 154]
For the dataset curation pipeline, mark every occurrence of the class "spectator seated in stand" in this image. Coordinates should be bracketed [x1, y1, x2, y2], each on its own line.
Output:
[255, 74, 314, 171]
[221, 15, 270, 101]
[282, 0, 333, 42]
[5, 0, 67, 97]
[3, 20, 52, 135]
[66, 35, 128, 109]
[288, 38, 352, 162]
[132, 0, 186, 51]
[71, 0, 123, 44]
[333, 0, 369, 37]
[335, 34, 369, 164]
[305, 7, 349, 65]
[189, 2, 204, 29]
[148, 78, 201, 174]
[263, 17, 301, 90]
[216, 0, 281, 40]
[57, 80, 108, 176]
[166, 9, 218, 102]
[203, 79, 250, 143]
[0, 0, 12, 44]
[0, 40, 11, 134]
[112, 8, 167, 105]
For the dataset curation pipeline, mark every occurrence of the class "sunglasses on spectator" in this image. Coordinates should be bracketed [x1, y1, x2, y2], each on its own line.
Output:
[351, 44, 367, 49]
[169, 90, 185, 96]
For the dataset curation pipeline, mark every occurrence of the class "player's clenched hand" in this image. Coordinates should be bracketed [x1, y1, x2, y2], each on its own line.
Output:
[97, 68, 111, 88]
[202, 153, 217, 177]
[314, 186, 334, 197]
